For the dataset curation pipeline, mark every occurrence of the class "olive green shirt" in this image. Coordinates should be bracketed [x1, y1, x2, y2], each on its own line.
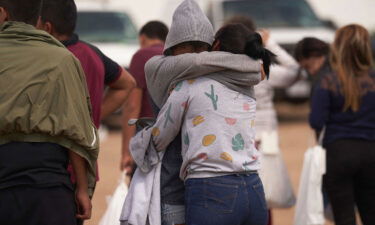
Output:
[0, 22, 99, 195]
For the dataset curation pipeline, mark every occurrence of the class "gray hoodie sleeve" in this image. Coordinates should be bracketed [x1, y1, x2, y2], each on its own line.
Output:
[145, 51, 261, 107]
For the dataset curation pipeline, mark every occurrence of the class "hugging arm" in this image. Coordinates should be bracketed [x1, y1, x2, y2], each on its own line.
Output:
[150, 81, 190, 151]
[145, 52, 261, 107]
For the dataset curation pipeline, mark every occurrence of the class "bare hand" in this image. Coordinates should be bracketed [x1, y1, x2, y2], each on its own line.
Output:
[258, 29, 270, 46]
[75, 189, 92, 220]
[120, 153, 134, 174]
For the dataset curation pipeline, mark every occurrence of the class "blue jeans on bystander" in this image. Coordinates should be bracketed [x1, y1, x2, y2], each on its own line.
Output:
[161, 203, 185, 225]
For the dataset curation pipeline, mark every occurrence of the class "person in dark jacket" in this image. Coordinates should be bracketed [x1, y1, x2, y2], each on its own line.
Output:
[310, 24, 375, 225]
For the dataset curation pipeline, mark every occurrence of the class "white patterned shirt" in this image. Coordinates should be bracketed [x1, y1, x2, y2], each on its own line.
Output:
[151, 77, 260, 181]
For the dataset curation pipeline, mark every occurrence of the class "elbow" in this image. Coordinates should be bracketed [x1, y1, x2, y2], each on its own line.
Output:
[126, 73, 136, 90]
[309, 114, 324, 131]
[129, 80, 136, 91]
[152, 137, 165, 152]
[123, 95, 141, 114]
[251, 73, 262, 85]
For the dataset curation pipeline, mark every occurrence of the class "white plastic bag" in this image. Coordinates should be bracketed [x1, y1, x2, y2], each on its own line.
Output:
[99, 172, 129, 225]
[293, 145, 326, 225]
[259, 153, 296, 208]
[258, 131, 296, 208]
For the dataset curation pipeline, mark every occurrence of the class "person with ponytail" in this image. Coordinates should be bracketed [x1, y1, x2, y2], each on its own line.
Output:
[310, 24, 375, 225]
[226, 16, 301, 225]
[213, 24, 274, 79]
[138, 23, 273, 225]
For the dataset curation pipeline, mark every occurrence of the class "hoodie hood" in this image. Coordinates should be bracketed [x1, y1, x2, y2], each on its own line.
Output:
[164, 0, 214, 53]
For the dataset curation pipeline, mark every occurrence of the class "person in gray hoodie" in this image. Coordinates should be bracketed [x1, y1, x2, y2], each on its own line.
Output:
[146, 23, 272, 224]
[144, 0, 265, 224]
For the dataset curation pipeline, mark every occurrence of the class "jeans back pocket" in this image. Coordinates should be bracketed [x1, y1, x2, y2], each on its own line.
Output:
[204, 180, 239, 214]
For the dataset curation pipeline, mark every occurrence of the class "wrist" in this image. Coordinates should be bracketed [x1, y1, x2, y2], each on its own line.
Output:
[122, 151, 131, 158]
[76, 185, 89, 194]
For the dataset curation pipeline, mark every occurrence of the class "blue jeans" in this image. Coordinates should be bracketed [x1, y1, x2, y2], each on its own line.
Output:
[161, 203, 185, 225]
[185, 174, 268, 225]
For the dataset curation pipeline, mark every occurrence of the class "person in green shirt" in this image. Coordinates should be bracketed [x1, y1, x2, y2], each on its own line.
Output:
[0, 0, 98, 224]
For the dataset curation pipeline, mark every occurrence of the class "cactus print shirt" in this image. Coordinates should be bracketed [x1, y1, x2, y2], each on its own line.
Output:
[151, 77, 260, 181]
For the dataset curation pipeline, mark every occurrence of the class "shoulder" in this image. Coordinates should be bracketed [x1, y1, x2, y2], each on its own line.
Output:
[144, 55, 165, 73]
[133, 46, 163, 61]
[40, 44, 80, 70]
[78, 40, 102, 55]
[319, 70, 339, 88]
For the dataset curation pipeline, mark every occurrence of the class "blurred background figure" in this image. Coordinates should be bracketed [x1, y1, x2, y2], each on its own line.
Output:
[226, 15, 300, 225]
[310, 24, 375, 225]
[295, 37, 330, 90]
[39, 0, 135, 129]
[121, 21, 168, 174]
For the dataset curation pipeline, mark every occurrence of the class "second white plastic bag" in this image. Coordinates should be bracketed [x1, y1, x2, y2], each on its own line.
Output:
[293, 145, 326, 225]
[258, 131, 296, 208]
[99, 172, 129, 225]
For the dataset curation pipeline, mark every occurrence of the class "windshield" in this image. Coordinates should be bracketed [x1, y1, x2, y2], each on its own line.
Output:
[76, 11, 137, 43]
[223, 0, 324, 28]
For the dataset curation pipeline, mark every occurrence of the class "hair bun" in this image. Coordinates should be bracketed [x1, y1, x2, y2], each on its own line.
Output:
[244, 33, 264, 59]
[244, 32, 275, 79]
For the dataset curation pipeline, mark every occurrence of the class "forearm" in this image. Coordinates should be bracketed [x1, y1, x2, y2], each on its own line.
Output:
[146, 52, 261, 107]
[69, 151, 88, 192]
[152, 83, 189, 151]
[146, 52, 260, 82]
[121, 98, 141, 156]
[101, 89, 128, 119]
[266, 39, 298, 68]
[101, 69, 136, 119]
[266, 39, 300, 87]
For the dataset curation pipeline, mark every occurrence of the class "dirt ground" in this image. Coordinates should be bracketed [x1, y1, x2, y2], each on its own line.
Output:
[86, 103, 334, 225]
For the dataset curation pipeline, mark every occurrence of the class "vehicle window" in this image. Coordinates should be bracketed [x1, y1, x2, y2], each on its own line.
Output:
[223, 0, 324, 28]
[76, 11, 137, 43]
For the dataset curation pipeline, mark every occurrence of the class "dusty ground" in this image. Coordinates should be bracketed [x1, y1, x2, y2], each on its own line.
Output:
[86, 103, 334, 225]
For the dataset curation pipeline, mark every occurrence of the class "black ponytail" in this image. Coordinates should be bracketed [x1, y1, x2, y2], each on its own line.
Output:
[215, 23, 276, 79]
[245, 33, 275, 79]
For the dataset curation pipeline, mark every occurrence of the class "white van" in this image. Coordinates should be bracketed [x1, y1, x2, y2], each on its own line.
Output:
[204, 0, 334, 49]
[75, 1, 140, 68]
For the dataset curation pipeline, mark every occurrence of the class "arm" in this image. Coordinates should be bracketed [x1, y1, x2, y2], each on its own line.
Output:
[69, 151, 92, 220]
[309, 84, 331, 133]
[101, 68, 136, 119]
[145, 52, 261, 107]
[120, 88, 142, 172]
[151, 81, 190, 151]
[262, 35, 300, 88]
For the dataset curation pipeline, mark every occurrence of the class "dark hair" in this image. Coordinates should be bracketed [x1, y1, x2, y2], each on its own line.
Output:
[0, 0, 43, 25]
[165, 41, 211, 56]
[295, 37, 329, 61]
[225, 15, 256, 32]
[140, 21, 168, 42]
[215, 23, 275, 78]
[40, 0, 77, 36]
